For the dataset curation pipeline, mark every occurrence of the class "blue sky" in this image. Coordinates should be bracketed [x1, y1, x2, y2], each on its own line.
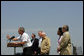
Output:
[1, 1, 83, 55]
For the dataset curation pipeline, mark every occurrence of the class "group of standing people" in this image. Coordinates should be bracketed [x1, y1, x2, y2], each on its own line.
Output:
[6, 27, 51, 55]
[31, 31, 51, 55]
[57, 25, 72, 55]
[6, 25, 72, 55]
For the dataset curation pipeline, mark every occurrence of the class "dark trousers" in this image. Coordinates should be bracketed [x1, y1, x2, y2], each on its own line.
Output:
[37, 47, 41, 55]
[23, 47, 33, 55]
[40, 52, 49, 55]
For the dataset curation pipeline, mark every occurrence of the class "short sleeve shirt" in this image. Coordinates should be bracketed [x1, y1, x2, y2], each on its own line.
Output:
[17, 33, 32, 48]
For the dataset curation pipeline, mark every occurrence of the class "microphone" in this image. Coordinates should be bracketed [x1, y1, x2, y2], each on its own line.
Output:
[9, 36, 15, 42]
[10, 36, 15, 40]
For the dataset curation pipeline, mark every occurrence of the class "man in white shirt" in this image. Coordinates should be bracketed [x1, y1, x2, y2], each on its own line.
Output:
[6, 27, 32, 55]
[38, 37, 42, 48]
[37, 31, 43, 55]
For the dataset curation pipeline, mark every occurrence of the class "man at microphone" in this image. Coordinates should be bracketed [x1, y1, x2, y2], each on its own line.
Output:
[6, 27, 32, 55]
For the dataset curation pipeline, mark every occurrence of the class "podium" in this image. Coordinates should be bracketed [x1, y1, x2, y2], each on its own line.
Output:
[7, 43, 23, 55]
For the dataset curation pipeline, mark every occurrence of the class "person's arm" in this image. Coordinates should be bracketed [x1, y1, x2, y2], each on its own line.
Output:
[33, 39, 39, 51]
[12, 38, 18, 41]
[59, 33, 70, 50]
[14, 41, 27, 45]
[6, 34, 18, 41]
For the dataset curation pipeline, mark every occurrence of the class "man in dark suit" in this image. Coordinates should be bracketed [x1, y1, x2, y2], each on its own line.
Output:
[31, 33, 39, 55]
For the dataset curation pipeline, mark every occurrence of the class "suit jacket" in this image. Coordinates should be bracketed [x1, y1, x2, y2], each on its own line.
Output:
[59, 31, 72, 55]
[31, 38, 39, 52]
[40, 36, 51, 54]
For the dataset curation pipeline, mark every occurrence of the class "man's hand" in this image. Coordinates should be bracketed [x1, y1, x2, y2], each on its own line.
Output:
[6, 34, 11, 40]
[57, 46, 61, 52]
[34, 51, 37, 55]
[32, 51, 37, 55]
[12, 42, 25, 45]
[12, 42, 18, 44]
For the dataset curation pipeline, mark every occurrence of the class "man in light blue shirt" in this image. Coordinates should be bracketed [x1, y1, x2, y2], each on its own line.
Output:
[38, 31, 43, 55]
